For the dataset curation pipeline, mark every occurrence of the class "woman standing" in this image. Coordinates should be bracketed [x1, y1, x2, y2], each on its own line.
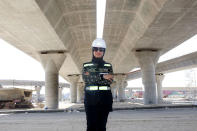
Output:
[82, 38, 114, 131]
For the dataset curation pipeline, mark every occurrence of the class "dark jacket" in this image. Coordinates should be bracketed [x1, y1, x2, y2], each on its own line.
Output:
[82, 61, 113, 111]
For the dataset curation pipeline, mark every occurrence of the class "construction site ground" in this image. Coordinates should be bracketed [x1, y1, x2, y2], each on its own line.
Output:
[0, 100, 197, 131]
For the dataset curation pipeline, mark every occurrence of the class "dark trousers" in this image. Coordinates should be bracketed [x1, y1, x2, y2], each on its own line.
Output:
[85, 106, 110, 131]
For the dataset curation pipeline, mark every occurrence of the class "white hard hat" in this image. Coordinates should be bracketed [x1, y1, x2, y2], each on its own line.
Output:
[92, 38, 106, 48]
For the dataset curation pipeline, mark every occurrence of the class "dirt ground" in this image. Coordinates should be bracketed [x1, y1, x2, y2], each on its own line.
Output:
[0, 108, 197, 131]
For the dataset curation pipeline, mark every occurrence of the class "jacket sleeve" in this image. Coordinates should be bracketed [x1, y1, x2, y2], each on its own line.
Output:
[82, 63, 114, 85]
[99, 65, 113, 85]
[82, 65, 102, 84]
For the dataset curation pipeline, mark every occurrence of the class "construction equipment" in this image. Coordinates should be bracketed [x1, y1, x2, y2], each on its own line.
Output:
[0, 87, 33, 109]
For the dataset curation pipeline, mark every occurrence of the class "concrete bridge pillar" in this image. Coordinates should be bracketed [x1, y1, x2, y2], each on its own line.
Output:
[35, 86, 42, 103]
[39, 50, 66, 109]
[59, 87, 64, 102]
[77, 82, 84, 103]
[135, 49, 160, 105]
[111, 81, 117, 100]
[156, 73, 165, 104]
[67, 75, 79, 103]
[115, 74, 127, 102]
[118, 81, 128, 102]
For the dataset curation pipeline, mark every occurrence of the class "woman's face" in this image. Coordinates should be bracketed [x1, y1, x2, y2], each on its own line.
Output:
[93, 47, 105, 58]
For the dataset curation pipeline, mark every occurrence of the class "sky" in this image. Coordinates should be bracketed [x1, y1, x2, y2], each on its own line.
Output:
[97, 0, 106, 38]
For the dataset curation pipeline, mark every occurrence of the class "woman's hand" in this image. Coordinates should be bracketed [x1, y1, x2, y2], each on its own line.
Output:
[103, 74, 113, 82]
[84, 72, 89, 75]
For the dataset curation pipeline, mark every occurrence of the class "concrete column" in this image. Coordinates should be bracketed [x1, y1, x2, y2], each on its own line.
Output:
[135, 49, 160, 105]
[67, 75, 79, 103]
[35, 86, 42, 103]
[156, 73, 165, 104]
[39, 50, 66, 109]
[118, 85, 125, 102]
[114, 87, 118, 101]
[111, 82, 117, 100]
[115, 74, 127, 102]
[123, 81, 128, 98]
[59, 87, 63, 101]
[77, 82, 84, 103]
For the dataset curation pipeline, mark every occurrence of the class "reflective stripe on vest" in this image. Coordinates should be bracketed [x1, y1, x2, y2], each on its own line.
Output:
[88, 86, 98, 90]
[99, 86, 109, 90]
[84, 63, 94, 67]
[86, 86, 110, 91]
[104, 64, 111, 67]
